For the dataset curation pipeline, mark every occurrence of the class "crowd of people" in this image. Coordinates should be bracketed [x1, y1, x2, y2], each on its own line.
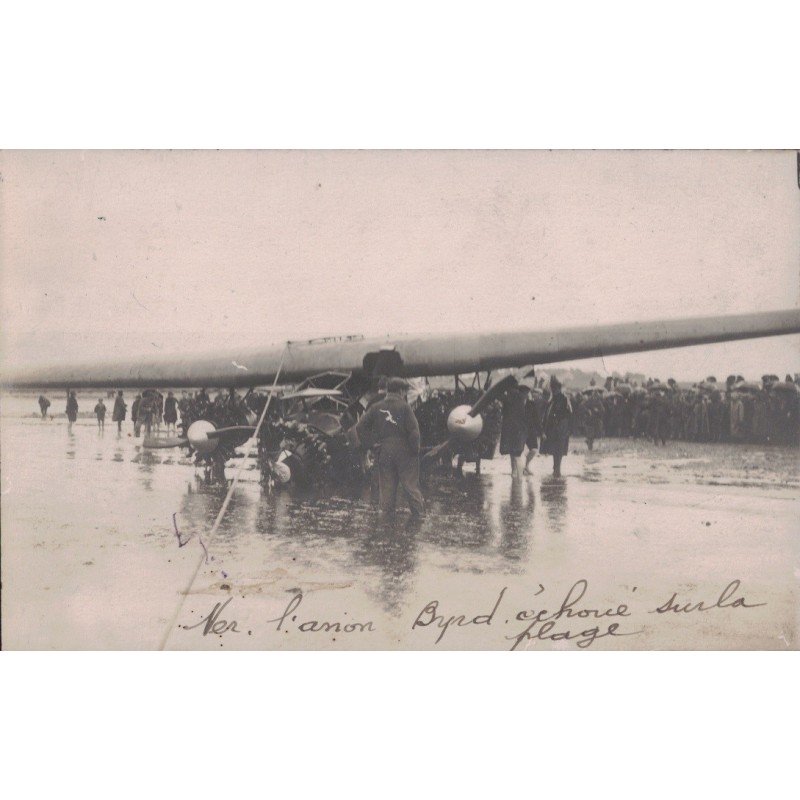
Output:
[568, 374, 800, 447]
[495, 372, 800, 478]
[35, 370, 799, 500]
[39, 389, 182, 435]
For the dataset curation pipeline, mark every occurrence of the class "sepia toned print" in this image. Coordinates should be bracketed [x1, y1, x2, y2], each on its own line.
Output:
[1, 150, 798, 650]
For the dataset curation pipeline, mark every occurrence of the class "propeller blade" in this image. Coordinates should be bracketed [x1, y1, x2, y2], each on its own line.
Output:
[206, 426, 257, 439]
[143, 437, 189, 449]
[467, 374, 517, 417]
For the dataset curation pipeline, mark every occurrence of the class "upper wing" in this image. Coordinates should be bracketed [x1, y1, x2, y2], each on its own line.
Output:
[5, 308, 799, 389]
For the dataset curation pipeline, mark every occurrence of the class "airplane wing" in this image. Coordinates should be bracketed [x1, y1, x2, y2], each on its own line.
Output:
[5, 308, 800, 390]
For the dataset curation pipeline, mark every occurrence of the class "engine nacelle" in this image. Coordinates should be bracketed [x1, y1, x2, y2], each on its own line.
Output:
[272, 450, 293, 484]
[186, 420, 219, 455]
[446, 404, 483, 442]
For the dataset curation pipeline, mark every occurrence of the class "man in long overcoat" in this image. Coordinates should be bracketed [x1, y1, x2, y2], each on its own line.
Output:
[541, 377, 572, 478]
[112, 390, 127, 433]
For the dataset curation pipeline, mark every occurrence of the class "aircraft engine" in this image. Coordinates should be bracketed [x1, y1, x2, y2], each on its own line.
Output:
[272, 451, 293, 484]
[185, 420, 219, 455]
[446, 404, 484, 442]
[259, 419, 335, 488]
[142, 395, 257, 487]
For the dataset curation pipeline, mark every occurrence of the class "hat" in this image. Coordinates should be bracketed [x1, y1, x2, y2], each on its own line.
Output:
[387, 377, 408, 394]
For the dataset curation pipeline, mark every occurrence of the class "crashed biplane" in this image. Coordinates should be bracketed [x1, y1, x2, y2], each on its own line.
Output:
[6, 309, 800, 487]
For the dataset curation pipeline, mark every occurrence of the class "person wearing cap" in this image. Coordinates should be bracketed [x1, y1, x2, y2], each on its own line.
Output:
[164, 391, 179, 434]
[112, 390, 127, 433]
[135, 392, 155, 438]
[365, 375, 389, 410]
[355, 377, 425, 517]
[541, 376, 572, 477]
[66, 390, 79, 433]
[94, 398, 106, 430]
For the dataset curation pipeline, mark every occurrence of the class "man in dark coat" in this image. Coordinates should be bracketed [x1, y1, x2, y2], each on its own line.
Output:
[38, 395, 50, 419]
[136, 393, 155, 438]
[522, 387, 543, 475]
[499, 382, 528, 478]
[708, 390, 724, 443]
[66, 390, 79, 432]
[581, 390, 605, 450]
[196, 388, 210, 414]
[355, 377, 425, 517]
[164, 391, 179, 433]
[648, 389, 669, 445]
[112, 390, 127, 433]
[154, 391, 164, 432]
[131, 393, 141, 434]
[94, 398, 106, 430]
[541, 377, 572, 477]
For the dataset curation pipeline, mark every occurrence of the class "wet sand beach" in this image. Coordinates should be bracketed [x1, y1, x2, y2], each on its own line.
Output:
[2, 394, 797, 650]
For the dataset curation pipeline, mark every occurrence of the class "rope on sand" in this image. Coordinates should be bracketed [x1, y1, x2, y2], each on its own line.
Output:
[158, 344, 290, 650]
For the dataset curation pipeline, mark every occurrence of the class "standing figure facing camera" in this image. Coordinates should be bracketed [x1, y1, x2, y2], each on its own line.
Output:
[541, 376, 572, 478]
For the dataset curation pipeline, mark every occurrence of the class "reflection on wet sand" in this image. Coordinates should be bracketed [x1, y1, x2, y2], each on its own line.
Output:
[498, 479, 535, 559]
[179, 480, 240, 544]
[65, 429, 76, 460]
[253, 485, 291, 540]
[425, 473, 499, 551]
[539, 477, 568, 532]
[352, 520, 419, 615]
[425, 474, 535, 561]
[132, 448, 162, 492]
[180, 471, 540, 615]
[245, 485, 418, 613]
[93, 428, 106, 461]
[3, 409, 797, 649]
[211, 488, 253, 544]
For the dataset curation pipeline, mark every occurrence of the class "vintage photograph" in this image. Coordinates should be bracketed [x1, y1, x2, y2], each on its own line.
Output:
[1, 150, 798, 650]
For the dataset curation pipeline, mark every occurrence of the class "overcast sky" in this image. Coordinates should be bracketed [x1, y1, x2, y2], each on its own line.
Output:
[1, 150, 798, 381]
